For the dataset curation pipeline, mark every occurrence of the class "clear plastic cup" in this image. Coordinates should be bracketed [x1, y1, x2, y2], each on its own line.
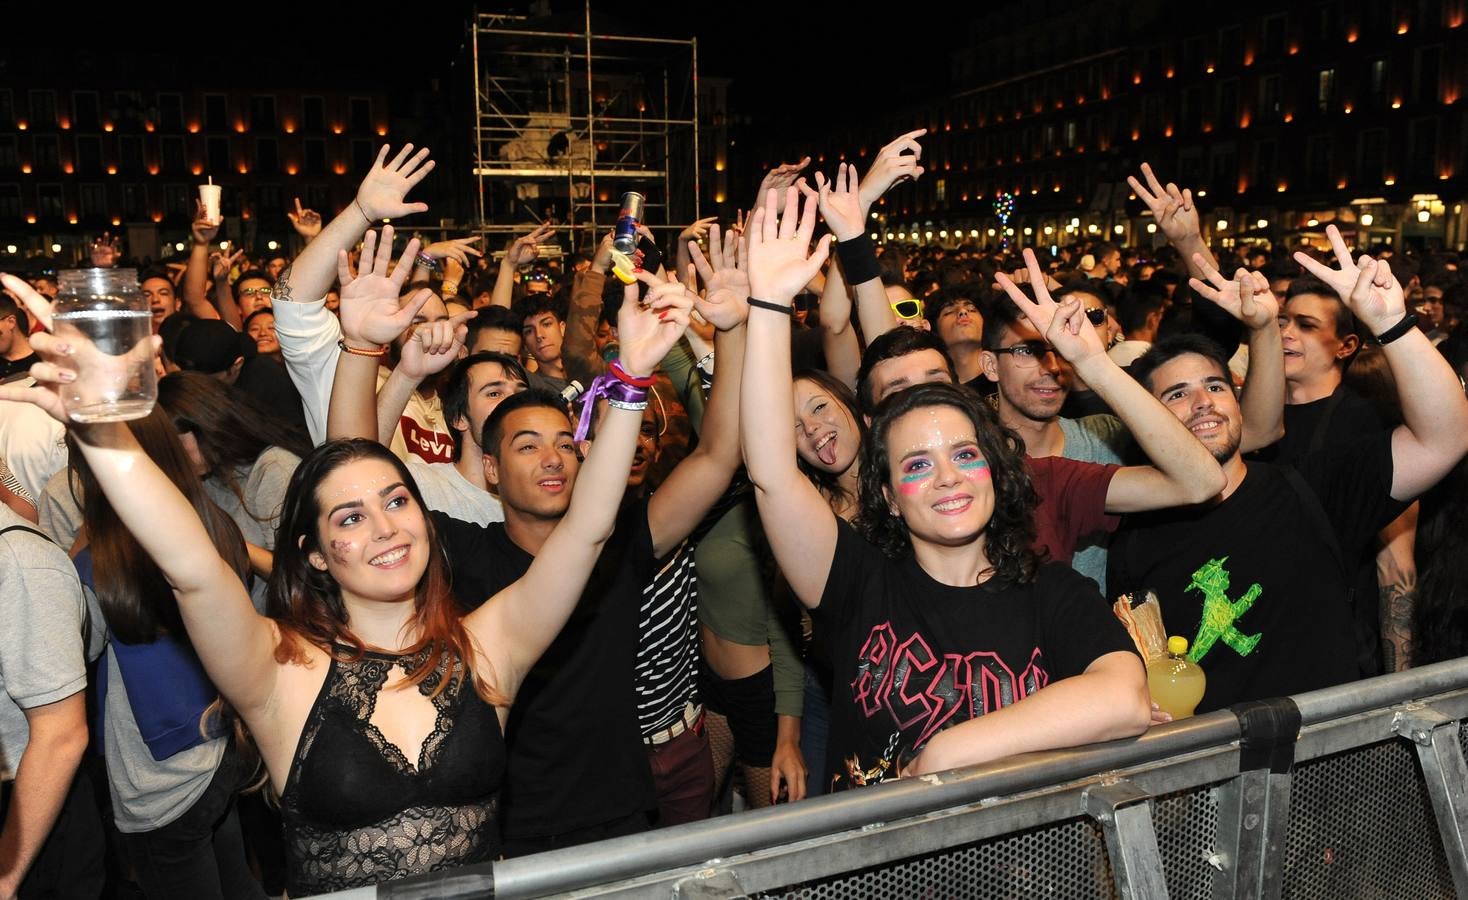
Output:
[53, 268, 157, 422]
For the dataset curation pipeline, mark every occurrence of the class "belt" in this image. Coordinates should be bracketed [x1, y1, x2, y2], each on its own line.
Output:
[645, 702, 704, 747]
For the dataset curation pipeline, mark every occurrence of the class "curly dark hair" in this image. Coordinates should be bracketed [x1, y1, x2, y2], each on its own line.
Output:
[854, 382, 1039, 588]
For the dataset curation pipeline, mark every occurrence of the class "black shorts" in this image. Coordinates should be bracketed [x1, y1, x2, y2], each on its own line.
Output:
[700, 663, 777, 767]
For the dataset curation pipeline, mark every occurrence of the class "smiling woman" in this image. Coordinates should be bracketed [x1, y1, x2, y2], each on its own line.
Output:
[738, 187, 1151, 794]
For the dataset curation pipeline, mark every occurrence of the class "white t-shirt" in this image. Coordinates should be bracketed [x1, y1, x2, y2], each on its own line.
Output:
[407, 458, 504, 526]
[0, 388, 67, 502]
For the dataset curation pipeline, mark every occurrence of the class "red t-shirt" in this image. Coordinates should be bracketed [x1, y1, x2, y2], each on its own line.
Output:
[1027, 455, 1121, 565]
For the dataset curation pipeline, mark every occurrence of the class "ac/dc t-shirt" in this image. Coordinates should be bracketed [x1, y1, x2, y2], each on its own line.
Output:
[815, 520, 1136, 792]
[432, 501, 657, 842]
[1108, 433, 1404, 714]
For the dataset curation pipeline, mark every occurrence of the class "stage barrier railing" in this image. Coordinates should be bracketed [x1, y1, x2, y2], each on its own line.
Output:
[316, 656, 1468, 899]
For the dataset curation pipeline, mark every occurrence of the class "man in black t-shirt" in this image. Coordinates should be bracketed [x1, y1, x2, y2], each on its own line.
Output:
[0, 297, 38, 383]
[436, 265, 748, 855]
[1111, 238, 1468, 711]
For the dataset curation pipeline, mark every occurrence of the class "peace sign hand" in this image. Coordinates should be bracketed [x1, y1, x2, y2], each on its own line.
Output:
[1188, 255, 1279, 330]
[994, 248, 1106, 366]
[1126, 163, 1201, 246]
[1292, 224, 1405, 334]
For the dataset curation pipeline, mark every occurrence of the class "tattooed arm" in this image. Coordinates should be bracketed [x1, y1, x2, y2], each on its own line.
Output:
[1378, 502, 1418, 672]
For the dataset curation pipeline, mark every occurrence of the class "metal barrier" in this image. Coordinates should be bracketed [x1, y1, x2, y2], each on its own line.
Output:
[326, 657, 1468, 899]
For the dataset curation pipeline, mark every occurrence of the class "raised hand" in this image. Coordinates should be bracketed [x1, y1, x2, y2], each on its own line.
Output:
[858, 129, 926, 214]
[678, 216, 719, 246]
[1293, 224, 1405, 335]
[591, 229, 615, 273]
[816, 163, 865, 241]
[398, 309, 477, 381]
[90, 233, 121, 268]
[335, 226, 428, 348]
[687, 224, 749, 331]
[1127, 163, 1201, 246]
[354, 145, 435, 222]
[989, 264, 1061, 293]
[1188, 255, 1279, 329]
[757, 157, 812, 215]
[617, 273, 695, 376]
[746, 185, 832, 304]
[421, 236, 484, 267]
[994, 248, 1106, 365]
[0, 274, 157, 424]
[210, 247, 245, 281]
[191, 200, 222, 245]
[287, 197, 323, 240]
[505, 223, 555, 267]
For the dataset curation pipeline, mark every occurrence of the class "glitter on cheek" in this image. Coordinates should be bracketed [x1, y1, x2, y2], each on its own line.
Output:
[328, 539, 355, 565]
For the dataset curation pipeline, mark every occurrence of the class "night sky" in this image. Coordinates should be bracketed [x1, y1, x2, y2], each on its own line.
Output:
[9, 2, 951, 145]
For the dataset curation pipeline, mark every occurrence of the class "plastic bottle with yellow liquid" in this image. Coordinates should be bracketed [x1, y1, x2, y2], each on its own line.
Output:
[1146, 636, 1207, 720]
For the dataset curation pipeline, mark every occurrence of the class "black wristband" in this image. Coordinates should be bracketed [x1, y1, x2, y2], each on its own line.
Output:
[747, 298, 792, 316]
[1373, 312, 1419, 345]
[835, 233, 881, 285]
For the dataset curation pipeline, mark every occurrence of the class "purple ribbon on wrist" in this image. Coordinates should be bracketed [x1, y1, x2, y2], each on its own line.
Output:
[573, 373, 650, 442]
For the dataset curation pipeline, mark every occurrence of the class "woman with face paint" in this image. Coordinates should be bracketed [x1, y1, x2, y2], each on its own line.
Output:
[739, 185, 1151, 791]
[0, 228, 693, 895]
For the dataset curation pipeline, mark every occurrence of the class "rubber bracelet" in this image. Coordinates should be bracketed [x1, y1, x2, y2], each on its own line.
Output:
[609, 359, 656, 388]
[416, 251, 441, 272]
[747, 298, 792, 316]
[337, 338, 388, 357]
[835, 233, 881, 285]
[1373, 312, 1419, 345]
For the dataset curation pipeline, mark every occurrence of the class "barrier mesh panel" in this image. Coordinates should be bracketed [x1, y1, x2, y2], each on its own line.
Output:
[1281, 738, 1454, 899]
[759, 816, 1114, 900]
[1152, 784, 1220, 898]
[758, 785, 1217, 900]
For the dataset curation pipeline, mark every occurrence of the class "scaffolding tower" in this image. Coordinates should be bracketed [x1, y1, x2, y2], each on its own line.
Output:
[471, 5, 700, 252]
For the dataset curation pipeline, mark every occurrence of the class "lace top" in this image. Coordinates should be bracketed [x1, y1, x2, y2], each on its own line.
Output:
[279, 645, 504, 895]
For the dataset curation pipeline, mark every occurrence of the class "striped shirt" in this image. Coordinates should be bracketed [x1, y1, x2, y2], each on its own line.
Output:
[633, 539, 701, 739]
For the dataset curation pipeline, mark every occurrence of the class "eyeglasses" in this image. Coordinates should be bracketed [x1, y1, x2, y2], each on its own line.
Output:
[891, 298, 924, 320]
[238, 286, 272, 298]
[991, 341, 1061, 367]
[1084, 307, 1108, 326]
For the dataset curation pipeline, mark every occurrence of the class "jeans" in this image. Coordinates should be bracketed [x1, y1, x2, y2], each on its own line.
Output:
[800, 662, 832, 798]
[118, 747, 264, 900]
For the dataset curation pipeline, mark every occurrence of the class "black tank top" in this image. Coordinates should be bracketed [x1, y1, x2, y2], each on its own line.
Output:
[279, 644, 504, 895]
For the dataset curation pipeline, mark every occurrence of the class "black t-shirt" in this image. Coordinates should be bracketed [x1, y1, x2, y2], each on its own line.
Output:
[0, 352, 38, 383]
[432, 502, 657, 840]
[815, 521, 1136, 792]
[1253, 384, 1385, 465]
[1108, 433, 1404, 713]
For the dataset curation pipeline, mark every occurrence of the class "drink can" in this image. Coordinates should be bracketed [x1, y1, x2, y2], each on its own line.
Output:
[612, 192, 645, 256]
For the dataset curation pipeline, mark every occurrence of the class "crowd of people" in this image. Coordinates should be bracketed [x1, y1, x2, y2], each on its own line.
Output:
[0, 130, 1466, 899]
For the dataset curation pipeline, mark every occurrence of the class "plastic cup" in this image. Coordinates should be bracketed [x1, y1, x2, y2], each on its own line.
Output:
[52, 268, 157, 423]
[199, 182, 222, 222]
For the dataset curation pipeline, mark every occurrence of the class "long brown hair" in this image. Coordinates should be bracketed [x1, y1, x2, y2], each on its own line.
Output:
[69, 407, 251, 644]
[157, 372, 312, 520]
[267, 439, 507, 706]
